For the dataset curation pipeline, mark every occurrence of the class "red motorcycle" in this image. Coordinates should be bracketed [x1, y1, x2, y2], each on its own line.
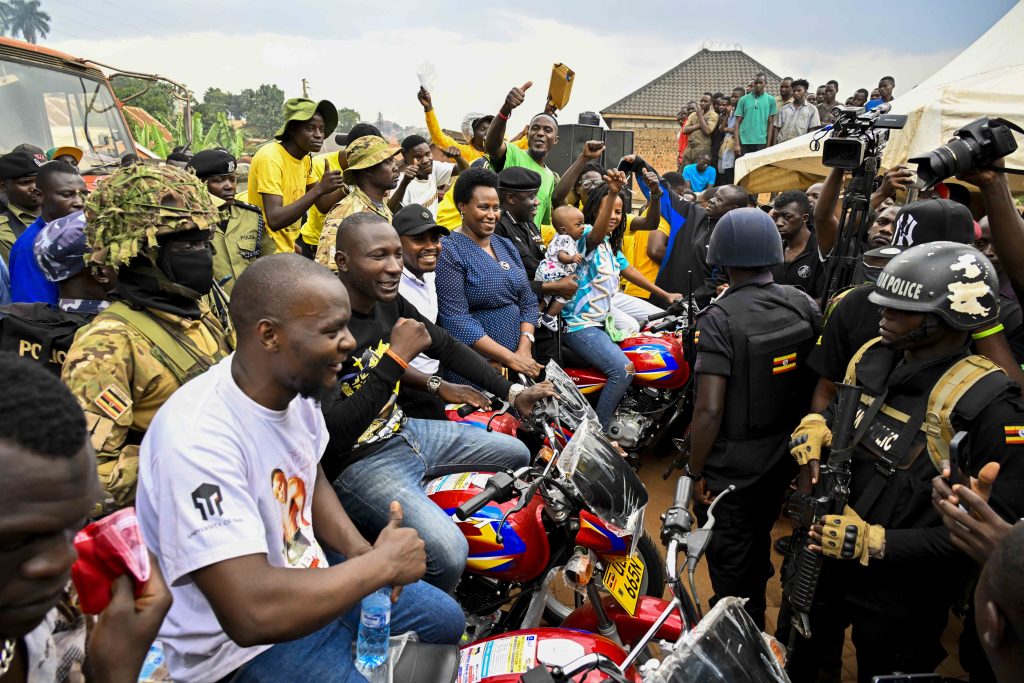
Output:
[432, 365, 664, 640]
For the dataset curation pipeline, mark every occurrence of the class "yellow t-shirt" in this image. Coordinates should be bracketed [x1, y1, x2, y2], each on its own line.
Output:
[436, 183, 461, 231]
[247, 142, 316, 253]
[621, 213, 670, 299]
[299, 151, 345, 247]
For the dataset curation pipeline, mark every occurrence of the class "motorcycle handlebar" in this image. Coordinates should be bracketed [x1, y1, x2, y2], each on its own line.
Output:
[673, 476, 693, 509]
[455, 487, 498, 520]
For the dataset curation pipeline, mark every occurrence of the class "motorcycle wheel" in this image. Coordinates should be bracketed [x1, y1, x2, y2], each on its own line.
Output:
[542, 531, 666, 625]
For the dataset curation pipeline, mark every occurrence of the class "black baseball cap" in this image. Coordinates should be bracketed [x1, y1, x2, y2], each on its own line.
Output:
[864, 198, 974, 258]
[393, 204, 450, 237]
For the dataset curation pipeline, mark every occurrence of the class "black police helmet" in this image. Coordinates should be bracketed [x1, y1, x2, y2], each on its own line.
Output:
[868, 241, 999, 330]
[706, 207, 784, 268]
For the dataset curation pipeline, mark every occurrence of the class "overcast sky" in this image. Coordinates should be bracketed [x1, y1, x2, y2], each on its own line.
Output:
[43, 0, 1017, 130]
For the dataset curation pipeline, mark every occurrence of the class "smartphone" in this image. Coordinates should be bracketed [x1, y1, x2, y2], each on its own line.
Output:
[947, 431, 968, 487]
[872, 676, 943, 683]
[616, 157, 634, 174]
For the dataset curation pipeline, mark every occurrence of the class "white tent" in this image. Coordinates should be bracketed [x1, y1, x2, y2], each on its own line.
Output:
[735, 2, 1024, 193]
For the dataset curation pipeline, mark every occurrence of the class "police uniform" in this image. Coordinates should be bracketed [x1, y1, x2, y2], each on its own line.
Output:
[808, 199, 976, 383]
[0, 212, 107, 373]
[691, 209, 821, 630]
[786, 242, 1024, 683]
[61, 163, 234, 513]
[187, 150, 277, 294]
[0, 151, 44, 263]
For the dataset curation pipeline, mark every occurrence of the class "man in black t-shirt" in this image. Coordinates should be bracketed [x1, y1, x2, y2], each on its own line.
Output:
[771, 190, 824, 300]
[322, 211, 556, 592]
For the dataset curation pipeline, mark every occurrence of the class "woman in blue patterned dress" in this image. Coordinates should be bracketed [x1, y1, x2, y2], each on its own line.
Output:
[436, 168, 541, 384]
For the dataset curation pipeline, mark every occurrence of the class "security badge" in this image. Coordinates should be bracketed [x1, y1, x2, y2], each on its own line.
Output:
[94, 383, 131, 421]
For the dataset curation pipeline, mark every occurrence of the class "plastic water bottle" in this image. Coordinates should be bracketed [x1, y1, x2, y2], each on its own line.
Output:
[355, 587, 391, 681]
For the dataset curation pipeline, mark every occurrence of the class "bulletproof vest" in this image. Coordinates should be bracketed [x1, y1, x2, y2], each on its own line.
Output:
[713, 284, 817, 440]
[843, 338, 1015, 516]
[99, 301, 232, 385]
[0, 303, 93, 374]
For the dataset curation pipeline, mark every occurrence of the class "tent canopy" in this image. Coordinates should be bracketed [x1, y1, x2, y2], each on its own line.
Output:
[735, 3, 1024, 193]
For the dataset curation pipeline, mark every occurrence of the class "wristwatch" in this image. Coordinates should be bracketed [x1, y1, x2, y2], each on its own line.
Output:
[684, 463, 704, 481]
[507, 383, 526, 406]
[426, 375, 443, 394]
[521, 331, 535, 343]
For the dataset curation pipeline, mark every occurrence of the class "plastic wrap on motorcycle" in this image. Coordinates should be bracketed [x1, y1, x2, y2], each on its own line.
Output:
[650, 597, 790, 683]
[543, 361, 599, 430]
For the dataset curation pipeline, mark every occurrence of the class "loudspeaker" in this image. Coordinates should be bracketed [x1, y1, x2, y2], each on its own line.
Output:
[544, 123, 602, 176]
[602, 129, 634, 169]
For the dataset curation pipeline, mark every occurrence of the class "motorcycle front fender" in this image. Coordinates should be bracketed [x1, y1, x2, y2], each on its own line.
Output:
[560, 594, 684, 647]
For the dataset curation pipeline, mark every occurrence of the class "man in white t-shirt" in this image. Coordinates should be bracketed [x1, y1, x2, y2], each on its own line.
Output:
[135, 254, 464, 683]
[387, 135, 459, 217]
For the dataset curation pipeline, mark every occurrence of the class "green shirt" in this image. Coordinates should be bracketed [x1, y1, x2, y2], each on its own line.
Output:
[735, 92, 777, 145]
[493, 144, 555, 228]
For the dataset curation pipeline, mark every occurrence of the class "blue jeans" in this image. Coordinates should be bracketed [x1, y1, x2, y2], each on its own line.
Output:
[333, 418, 530, 592]
[563, 325, 633, 429]
[230, 554, 464, 683]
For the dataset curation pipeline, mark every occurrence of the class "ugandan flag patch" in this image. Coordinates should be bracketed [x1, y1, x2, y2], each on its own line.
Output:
[773, 352, 797, 375]
[94, 384, 131, 421]
[1005, 425, 1024, 445]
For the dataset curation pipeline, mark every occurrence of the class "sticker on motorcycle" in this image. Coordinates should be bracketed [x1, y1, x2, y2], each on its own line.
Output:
[458, 634, 538, 683]
[603, 553, 645, 616]
[425, 472, 492, 495]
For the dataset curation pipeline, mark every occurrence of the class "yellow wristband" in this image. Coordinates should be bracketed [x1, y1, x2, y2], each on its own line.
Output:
[972, 323, 1005, 341]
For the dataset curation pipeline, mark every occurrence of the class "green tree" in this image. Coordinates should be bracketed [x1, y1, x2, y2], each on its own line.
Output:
[111, 77, 177, 126]
[336, 107, 360, 134]
[1, 0, 50, 44]
[240, 84, 285, 139]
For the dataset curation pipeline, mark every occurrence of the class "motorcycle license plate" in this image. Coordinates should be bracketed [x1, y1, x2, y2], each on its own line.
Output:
[602, 554, 645, 616]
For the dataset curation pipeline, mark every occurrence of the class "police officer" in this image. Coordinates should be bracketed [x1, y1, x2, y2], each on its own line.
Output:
[62, 164, 234, 514]
[788, 242, 1024, 682]
[0, 211, 114, 373]
[686, 207, 820, 629]
[0, 151, 43, 264]
[187, 149, 276, 294]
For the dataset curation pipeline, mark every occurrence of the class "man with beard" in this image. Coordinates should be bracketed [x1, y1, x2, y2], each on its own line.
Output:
[646, 184, 749, 308]
[387, 134, 460, 217]
[324, 212, 556, 591]
[62, 164, 234, 513]
[785, 242, 1024, 682]
[0, 151, 42, 264]
[484, 81, 560, 229]
[315, 135, 401, 271]
[135, 254, 464, 682]
[248, 98, 345, 254]
[0, 353, 171, 683]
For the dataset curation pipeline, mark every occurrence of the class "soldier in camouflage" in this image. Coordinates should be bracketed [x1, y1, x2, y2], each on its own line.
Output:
[61, 164, 234, 513]
[187, 149, 276, 294]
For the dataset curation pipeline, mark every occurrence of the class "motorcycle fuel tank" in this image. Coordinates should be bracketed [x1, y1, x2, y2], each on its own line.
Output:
[620, 333, 689, 389]
[427, 472, 550, 582]
[457, 628, 640, 683]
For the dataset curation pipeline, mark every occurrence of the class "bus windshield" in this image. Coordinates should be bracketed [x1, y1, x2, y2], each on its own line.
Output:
[0, 58, 135, 173]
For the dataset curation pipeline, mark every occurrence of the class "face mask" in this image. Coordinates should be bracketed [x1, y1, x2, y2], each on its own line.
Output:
[861, 263, 884, 284]
[158, 246, 214, 297]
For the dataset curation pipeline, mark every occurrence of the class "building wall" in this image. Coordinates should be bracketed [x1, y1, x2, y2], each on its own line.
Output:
[606, 118, 681, 175]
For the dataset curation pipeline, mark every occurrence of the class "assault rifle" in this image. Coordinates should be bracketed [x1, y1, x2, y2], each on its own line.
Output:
[782, 382, 863, 644]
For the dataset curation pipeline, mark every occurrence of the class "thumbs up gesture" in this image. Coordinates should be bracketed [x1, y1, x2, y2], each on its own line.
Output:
[504, 81, 533, 113]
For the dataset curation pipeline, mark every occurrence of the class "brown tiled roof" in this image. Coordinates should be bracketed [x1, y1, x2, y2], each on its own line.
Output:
[601, 49, 782, 118]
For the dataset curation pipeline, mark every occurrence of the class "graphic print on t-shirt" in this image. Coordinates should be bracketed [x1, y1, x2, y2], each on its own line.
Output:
[338, 339, 407, 446]
[270, 466, 323, 568]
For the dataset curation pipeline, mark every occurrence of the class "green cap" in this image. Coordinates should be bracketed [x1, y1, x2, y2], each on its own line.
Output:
[342, 135, 398, 184]
[274, 98, 338, 140]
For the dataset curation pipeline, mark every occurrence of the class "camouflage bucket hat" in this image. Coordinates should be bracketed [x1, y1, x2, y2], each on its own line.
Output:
[342, 135, 398, 184]
[34, 210, 89, 282]
[84, 163, 220, 268]
[274, 98, 338, 141]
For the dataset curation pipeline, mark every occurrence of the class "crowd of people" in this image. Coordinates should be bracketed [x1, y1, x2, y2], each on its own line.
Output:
[675, 74, 896, 186]
[0, 65, 1022, 683]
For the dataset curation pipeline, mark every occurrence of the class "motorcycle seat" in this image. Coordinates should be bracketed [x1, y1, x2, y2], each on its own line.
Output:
[392, 642, 459, 683]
